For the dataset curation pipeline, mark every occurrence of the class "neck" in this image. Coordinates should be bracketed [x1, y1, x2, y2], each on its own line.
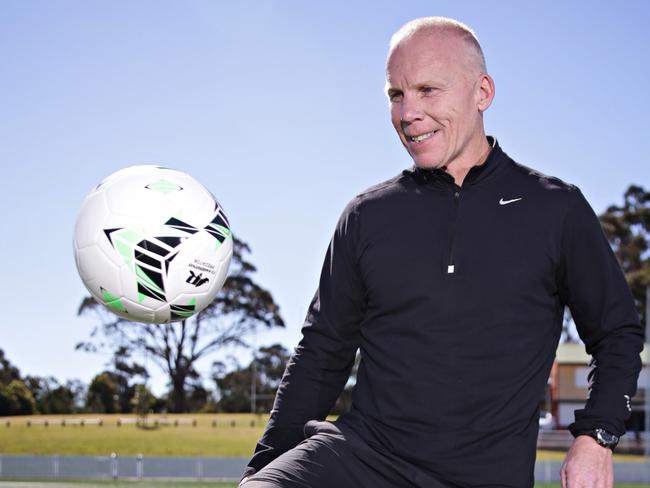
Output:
[444, 135, 492, 187]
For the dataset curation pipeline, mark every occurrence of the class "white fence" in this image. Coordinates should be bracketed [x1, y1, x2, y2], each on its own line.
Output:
[0, 455, 649, 483]
[0, 455, 247, 481]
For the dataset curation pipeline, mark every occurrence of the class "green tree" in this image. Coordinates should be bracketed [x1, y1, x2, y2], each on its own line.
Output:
[0, 349, 21, 386]
[213, 358, 252, 413]
[0, 384, 19, 415]
[24, 376, 77, 414]
[110, 347, 149, 413]
[0, 351, 37, 415]
[0, 380, 36, 415]
[598, 184, 650, 324]
[214, 344, 292, 413]
[6, 380, 36, 414]
[131, 384, 156, 422]
[213, 344, 359, 414]
[77, 236, 284, 413]
[185, 383, 210, 412]
[86, 372, 119, 413]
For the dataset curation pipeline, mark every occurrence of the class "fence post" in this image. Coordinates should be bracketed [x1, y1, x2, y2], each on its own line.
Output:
[545, 459, 552, 482]
[0, 455, 3, 477]
[111, 453, 118, 480]
[196, 457, 203, 480]
[137, 454, 143, 480]
[52, 455, 59, 478]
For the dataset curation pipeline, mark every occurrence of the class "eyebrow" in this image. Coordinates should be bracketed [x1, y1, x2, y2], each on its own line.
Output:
[385, 86, 402, 97]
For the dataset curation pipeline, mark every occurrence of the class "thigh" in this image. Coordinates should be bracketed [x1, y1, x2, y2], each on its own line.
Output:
[242, 420, 419, 488]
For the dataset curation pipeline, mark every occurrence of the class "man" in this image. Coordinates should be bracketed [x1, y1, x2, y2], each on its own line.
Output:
[240, 17, 643, 488]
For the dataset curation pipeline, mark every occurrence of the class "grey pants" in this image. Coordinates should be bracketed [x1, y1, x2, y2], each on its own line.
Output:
[241, 420, 454, 488]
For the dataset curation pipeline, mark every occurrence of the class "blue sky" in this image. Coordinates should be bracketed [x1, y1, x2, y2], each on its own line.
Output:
[1, 0, 648, 395]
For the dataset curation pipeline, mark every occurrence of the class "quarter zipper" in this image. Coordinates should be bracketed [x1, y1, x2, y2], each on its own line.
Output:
[447, 187, 461, 274]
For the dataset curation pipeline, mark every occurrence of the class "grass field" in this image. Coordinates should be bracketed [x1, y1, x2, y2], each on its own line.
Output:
[0, 481, 649, 488]
[1, 413, 649, 467]
[1, 413, 648, 463]
[0, 414, 269, 457]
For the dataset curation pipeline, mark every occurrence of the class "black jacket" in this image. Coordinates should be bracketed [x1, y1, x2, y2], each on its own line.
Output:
[246, 138, 643, 487]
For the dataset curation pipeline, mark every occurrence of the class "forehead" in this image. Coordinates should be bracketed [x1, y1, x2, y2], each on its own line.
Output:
[386, 32, 470, 84]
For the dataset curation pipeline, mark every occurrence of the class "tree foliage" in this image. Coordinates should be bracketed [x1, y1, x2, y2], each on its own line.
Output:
[108, 346, 149, 413]
[213, 343, 291, 413]
[86, 372, 119, 413]
[213, 344, 359, 415]
[24, 376, 79, 414]
[0, 350, 37, 415]
[0, 380, 36, 415]
[131, 384, 156, 420]
[598, 184, 650, 325]
[0, 349, 20, 386]
[0, 350, 83, 415]
[77, 236, 284, 413]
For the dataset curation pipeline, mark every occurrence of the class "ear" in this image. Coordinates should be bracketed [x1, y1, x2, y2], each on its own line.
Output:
[475, 74, 495, 112]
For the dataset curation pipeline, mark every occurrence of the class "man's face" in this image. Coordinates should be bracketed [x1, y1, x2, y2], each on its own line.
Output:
[385, 32, 486, 169]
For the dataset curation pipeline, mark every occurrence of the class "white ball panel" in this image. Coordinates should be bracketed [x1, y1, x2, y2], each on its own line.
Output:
[153, 305, 171, 323]
[120, 297, 156, 324]
[74, 164, 232, 324]
[76, 245, 122, 297]
[74, 191, 109, 249]
[202, 237, 233, 298]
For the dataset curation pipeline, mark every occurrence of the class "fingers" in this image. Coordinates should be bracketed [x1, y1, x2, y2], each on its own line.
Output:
[561, 466, 614, 488]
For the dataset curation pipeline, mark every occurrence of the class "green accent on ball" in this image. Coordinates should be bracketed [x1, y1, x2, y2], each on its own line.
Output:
[208, 224, 231, 237]
[189, 297, 196, 306]
[137, 292, 146, 303]
[101, 289, 126, 312]
[174, 310, 195, 318]
[147, 179, 182, 194]
[135, 265, 164, 294]
[118, 229, 140, 243]
[115, 240, 132, 260]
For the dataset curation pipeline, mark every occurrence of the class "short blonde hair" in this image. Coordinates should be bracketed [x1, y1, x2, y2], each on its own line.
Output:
[388, 16, 487, 75]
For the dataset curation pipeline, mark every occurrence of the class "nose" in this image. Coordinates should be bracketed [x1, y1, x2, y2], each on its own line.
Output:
[399, 94, 424, 127]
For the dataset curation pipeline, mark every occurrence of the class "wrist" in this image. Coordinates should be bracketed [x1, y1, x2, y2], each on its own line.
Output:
[575, 428, 619, 451]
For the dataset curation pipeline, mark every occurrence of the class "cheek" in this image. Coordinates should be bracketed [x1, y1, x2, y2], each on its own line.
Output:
[424, 99, 453, 126]
[389, 106, 401, 130]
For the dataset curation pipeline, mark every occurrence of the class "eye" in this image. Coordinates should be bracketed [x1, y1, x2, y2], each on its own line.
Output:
[387, 90, 403, 102]
[420, 86, 437, 95]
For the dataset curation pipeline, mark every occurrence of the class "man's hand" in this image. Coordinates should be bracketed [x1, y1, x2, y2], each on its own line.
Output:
[560, 435, 613, 488]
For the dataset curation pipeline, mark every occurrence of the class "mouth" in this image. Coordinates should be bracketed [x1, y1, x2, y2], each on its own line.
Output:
[406, 130, 438, 144]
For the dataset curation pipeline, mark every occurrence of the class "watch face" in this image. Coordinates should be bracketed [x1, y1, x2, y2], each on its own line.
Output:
[595, 428, 619, 447]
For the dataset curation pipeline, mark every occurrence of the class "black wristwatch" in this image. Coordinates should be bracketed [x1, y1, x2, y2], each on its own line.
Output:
[581, 428, 619, 451]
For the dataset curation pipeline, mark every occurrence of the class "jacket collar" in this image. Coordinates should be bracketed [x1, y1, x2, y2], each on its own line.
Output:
[405, 136, 503, 188]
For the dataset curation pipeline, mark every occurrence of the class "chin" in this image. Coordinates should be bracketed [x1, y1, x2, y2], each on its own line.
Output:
[412, 157, 445, 170]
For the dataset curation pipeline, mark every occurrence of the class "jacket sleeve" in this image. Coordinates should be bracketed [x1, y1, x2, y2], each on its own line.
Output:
[556, 187, 644, 437]
[245, 197, 366, 474]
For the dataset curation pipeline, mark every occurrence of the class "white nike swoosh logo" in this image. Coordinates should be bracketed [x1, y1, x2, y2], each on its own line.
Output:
[499, 197, 522, 205]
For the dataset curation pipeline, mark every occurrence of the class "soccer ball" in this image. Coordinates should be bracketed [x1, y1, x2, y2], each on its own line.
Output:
[73, 165, 233, 323]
